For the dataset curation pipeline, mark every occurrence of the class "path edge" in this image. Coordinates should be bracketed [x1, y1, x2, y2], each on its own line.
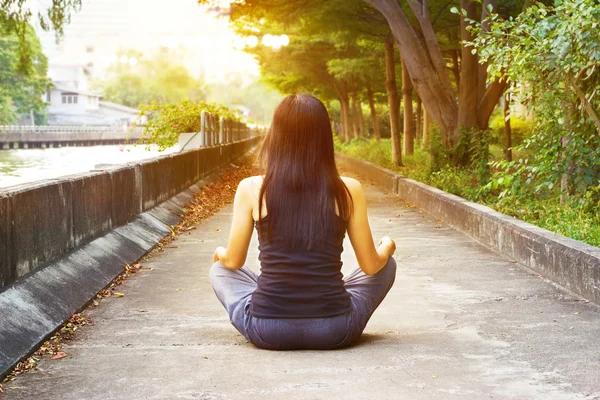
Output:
[335, 152, 600, 306]
[0, 144, 259, 380]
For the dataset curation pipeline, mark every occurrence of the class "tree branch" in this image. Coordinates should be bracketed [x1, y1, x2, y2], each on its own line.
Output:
[405, 0, 455, 96]
[477, 77, 507, 129]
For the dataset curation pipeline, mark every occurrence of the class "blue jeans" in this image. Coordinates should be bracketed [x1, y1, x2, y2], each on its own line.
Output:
[209, 257, 397, 350]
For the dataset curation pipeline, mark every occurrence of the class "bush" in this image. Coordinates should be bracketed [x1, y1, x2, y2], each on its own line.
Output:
[335, 136, 600, 248]
[488, 114, 534, 146]
[138, 100, 240, 150]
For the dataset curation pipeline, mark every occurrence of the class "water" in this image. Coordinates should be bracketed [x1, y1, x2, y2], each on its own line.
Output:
[0, 145, 179, 189]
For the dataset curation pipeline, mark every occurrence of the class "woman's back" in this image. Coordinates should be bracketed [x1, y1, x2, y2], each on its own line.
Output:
[209, 93, 396, 350]
[250, 209, 351, 318]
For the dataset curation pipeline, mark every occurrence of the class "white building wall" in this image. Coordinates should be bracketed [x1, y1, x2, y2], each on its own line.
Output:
[47, 89, 89, 115]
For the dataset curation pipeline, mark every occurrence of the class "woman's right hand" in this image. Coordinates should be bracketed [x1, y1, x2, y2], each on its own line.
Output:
[378, 236, 396, 257]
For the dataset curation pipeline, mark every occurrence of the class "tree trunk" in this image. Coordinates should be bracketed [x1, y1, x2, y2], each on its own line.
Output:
[457, 0, 481, 141]
[478, 0, 494, 103]
[422, 109, 430, 150]
[402, 58, 415, 155]
[384, 35, 403, 166]
[357, 101, 366, 137]
[364, 0, 507, 152]
[339, 93, 351, 142]
[451, 49, 460, 91]
[560, 101, 577, 204]
[364, 0, 458, 137]
[503, 92, 512, 162]
[560, 135, 569, 205]
[415, 95, 422, 142]
[367, 86, 381, 140]
[351, 93, 359, 139]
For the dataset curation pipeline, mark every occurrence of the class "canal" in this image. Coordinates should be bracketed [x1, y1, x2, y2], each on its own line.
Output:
[0, 145, 178, 189]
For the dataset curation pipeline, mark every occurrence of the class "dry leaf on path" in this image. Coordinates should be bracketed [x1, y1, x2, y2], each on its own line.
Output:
[50, 352, 67, 360]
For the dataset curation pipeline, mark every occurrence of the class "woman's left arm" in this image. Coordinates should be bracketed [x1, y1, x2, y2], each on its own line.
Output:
[213, 178, 255, 270]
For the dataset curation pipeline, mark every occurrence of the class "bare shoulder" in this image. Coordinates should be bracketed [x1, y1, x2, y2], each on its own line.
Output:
[340, 176, 363, 193]
[239, 175, 264, 199]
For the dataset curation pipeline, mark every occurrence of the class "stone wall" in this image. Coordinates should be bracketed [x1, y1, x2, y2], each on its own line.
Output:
[0, 137, 261, 289]
[335, 152, 600, 306]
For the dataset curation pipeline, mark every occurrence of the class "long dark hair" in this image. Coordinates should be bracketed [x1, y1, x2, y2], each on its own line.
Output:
[258, 93, 352, 249]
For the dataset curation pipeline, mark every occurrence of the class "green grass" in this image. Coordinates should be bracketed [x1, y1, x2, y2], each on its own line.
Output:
[336, 137, 600, 247]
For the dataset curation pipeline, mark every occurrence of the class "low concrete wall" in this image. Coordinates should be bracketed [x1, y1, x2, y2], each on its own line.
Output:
[0, 137, 260, 289]
[0, 137, 261, 377]
[0, 130, 144, 143]
[335, 152, 600, 305]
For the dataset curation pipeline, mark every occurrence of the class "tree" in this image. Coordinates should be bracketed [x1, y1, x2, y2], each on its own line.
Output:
[475, 0, 600, 203]
[0, 0, 81, 73]
[222, 0, 406, 163]
[362, 0, 520, 156]
[92, 49, 207, 108]
[0, 22, 51, 125]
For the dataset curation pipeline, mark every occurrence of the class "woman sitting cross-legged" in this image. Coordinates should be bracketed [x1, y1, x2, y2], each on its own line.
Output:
[210, 93, 397, 350]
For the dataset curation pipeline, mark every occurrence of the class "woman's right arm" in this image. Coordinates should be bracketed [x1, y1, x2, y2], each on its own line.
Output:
[343, 177, 396, 275]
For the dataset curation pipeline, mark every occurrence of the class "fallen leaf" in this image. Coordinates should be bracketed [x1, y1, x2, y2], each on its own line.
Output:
[432, 375, 438, 379]
[92, 300, 99, 307]
[50, 352, 67, 360]
[112, 292, 125, 297]
[574, 312, 580, 315]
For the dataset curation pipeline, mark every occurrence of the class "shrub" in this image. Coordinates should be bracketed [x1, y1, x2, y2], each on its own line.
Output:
[488, 114, 534, 146]
[137, 100, 240, 150]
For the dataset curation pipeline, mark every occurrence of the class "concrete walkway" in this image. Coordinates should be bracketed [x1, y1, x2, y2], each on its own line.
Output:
[3, 177, 600, 400]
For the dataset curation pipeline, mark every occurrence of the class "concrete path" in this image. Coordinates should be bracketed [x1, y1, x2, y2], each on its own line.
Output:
[3, 177, 600, 400]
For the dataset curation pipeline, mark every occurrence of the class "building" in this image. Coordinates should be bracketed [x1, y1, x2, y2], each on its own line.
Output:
[43, 64, 141, 126]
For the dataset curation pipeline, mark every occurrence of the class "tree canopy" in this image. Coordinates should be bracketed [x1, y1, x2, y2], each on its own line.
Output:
[0, 0, 81, 73]
[92, 49, 208, 108]
[0, 22, 51, 125]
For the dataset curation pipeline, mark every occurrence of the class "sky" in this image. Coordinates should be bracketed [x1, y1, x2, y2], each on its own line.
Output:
[33, 0, 260, 84]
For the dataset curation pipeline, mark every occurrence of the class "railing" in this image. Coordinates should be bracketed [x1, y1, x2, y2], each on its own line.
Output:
[179, 111, 255, 150]
[0, 125, 138, 133]
[1, 115, 261, 149]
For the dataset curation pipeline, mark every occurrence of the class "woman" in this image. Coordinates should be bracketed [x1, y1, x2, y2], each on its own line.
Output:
[210, 94, 397, 350]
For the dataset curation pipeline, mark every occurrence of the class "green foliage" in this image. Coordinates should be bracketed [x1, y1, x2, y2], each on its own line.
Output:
[138, 101, 240, 151]
[470, 0, 600, 203]
[0, 0, 81, 73]
[488, 114, 534, 146]
[0, 23, 51, 125]
[337, 137, 600, 247]
[494, 195, 600, 247]
[207, 76, 283, 125]
[92, 49, 207, 108]
[335, 137, 397, 171]
[0, 97, 18, 125]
